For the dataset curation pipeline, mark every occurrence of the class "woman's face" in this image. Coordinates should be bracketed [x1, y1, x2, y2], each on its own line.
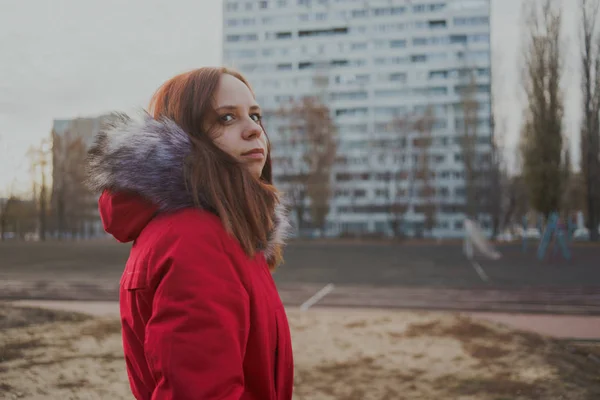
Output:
[212, 74, 268, 179]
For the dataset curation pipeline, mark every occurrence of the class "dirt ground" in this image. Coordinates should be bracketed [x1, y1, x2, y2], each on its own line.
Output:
[1, 304, 599, 400]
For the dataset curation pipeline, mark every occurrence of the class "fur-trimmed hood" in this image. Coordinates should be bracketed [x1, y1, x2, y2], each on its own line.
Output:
[86, 113, 291, 266]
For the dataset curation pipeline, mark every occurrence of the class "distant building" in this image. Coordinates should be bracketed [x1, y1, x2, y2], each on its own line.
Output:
[223, 0, 493, 238]
[50, 115, 113, 238]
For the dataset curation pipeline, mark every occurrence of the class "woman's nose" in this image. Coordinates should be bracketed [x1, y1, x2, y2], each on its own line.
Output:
[243, 121, 262, 140]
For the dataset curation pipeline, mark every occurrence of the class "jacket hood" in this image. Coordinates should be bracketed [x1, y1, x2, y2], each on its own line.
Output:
[86, 113, 291, 266]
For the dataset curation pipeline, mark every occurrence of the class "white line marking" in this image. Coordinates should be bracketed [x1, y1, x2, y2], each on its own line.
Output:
[300, 283, 335, 311]
[471, 260, 490, 282]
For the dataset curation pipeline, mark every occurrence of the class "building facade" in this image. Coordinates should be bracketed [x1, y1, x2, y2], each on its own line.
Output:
[223, 0, 492, 238]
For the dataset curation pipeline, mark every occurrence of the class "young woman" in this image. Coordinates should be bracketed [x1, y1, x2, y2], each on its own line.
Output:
[86, 67, 293, 399]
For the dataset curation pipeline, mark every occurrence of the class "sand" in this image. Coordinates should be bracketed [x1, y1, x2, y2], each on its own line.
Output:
[1, 304, 599, 400]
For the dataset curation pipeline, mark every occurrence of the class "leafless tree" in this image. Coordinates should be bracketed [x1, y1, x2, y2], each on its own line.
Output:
[579, 0, 600, 240]
[488, 116, 505, 237]
[386, 115, 411, 238]
[520, 0, 565, 218]
[457, 70, 481, 219]
[52, 132, 93, 239]
[0, 194, 16, 241]
[387, 108, 436, 238]
[276, 96, 337, 234]
[413, 106, 436, 237]
[27, 140, 51, 240]
[268, 107, 308, 233]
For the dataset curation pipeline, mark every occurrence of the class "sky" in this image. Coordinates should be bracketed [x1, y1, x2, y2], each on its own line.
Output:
[0, 0, 586, 196]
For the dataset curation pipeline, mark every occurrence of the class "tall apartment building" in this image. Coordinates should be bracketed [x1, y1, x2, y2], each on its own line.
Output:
[223, 0, 492, 238]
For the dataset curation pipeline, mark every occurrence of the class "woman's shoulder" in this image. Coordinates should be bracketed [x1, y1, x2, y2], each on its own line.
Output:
[141, 208, 228, 248]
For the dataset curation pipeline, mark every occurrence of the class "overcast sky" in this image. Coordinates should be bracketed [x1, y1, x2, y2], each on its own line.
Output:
[0, 0, 585, 195]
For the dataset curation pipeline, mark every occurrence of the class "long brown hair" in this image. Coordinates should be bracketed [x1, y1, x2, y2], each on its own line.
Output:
[149, 67, 282, 267]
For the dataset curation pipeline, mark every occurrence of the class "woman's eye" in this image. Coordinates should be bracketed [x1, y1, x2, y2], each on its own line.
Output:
[220, 114, 234, 123]
[251, 113, 262, 122]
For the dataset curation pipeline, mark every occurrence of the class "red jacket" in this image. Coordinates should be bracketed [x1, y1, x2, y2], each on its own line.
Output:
[100, 191, 294, 400]
[88, 115, 294, 400]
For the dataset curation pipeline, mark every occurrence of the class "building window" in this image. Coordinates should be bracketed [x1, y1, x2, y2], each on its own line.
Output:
[226, 34, 258, 42]
[429, 3, 446, 12]
[330, 91, 368, 101]
[226, 2, 238, 11]
[336, 108, 368, 117]
[477, 67, 491, 77]
[299, 61, 314, 70]
[373, 8, 389, 16]
[411, 54, 427, 63]
[429, 70, 448, 79]
[454, 16, 489, 26]
[259, 1, 268, 9]
[470, 34, 490, 43]
[429, 19, 446, 28]
[428, 86, 448, 95]
[351, 42, 368, 50]
[299, 27, 348, 37]
[351, 9, 368, 18]
[277, 63, 293, 71]
[413, 37, 428, 46]
[390, 39, 406, 48]
[375, 89, 410, 97]
[389, 73, 406, 82]
[276, 31, 292, 39]
[450, 34, 468, 45]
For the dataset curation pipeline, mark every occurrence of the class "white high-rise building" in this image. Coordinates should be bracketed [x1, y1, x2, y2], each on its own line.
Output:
[223, 0, 492, 238]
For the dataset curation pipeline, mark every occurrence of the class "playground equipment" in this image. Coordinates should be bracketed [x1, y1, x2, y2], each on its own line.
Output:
[522, 212, 573, 261]
[463, 218, 501, 261]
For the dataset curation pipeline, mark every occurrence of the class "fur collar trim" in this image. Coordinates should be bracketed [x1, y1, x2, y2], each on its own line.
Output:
[86, 113, 291, 266]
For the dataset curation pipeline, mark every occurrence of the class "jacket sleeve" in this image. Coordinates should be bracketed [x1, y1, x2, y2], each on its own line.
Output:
[145, 221, 250, 400]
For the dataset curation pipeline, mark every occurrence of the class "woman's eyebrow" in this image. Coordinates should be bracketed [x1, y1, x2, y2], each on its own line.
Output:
[215, 104, 261, 112]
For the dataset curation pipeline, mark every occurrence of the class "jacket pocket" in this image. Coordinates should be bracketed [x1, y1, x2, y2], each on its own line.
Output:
[121, 268, 148, 290]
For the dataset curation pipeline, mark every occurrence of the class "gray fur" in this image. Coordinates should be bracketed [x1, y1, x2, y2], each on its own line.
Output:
[86, 112, 291, 264]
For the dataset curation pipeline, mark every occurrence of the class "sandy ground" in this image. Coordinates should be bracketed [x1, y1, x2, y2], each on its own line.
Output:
[1, 304, 599, 400]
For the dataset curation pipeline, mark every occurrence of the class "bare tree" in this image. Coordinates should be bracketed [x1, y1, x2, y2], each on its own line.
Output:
[386, 108, 437, 238]
[501, 174, 530, 230]
[457, 70, 480, 219]
[387, 115, 411, 238]
[27, 140, 50, 241]
[413, 106, 436, 237]
[579, 0, 600, 240]
[0, 195, 16, 241]
[277, 96, 337, 234]
[268, 107, 308, 234]
[52, 132, 92, 239]
[488, 118, 505, 237]
[520, 0, 565, 218]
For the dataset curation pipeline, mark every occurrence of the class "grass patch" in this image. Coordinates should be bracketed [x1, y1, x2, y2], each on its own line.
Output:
[0, 339, 44, 363]
[55, 379, 90, 389]
[0, 304, 90, 330]
[436, 374, 544, 398]
[79, 319, 121, 341]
